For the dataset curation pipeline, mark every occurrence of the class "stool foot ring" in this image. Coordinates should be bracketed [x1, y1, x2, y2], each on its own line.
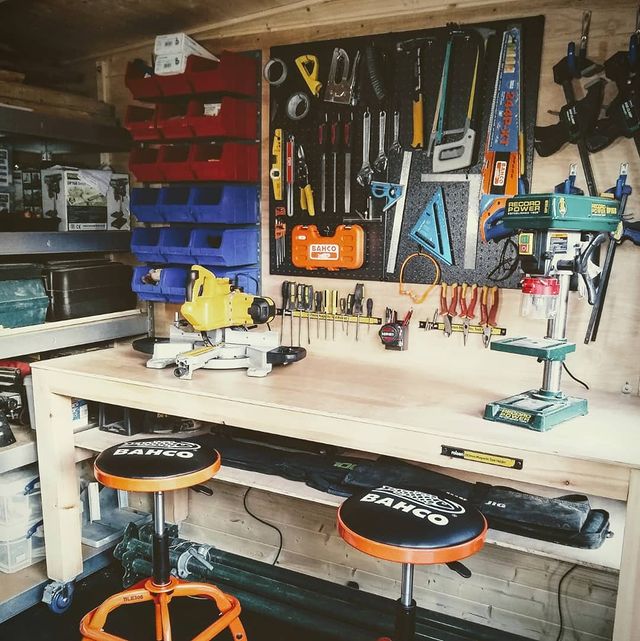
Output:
[79, 576, 246, 641]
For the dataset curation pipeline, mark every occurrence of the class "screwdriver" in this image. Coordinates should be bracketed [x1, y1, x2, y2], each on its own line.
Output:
[288, 281, 297, 345]
[280, 281, 290, 343]
[339, 297, 347, 332]
[315, 290, 323, 339]
[366, 297, 373, 333]
[353, 283, 364, 341]
[323, 289, 329, 339]
[303, 284, 313, 345]
[331, 290, 338, 340]
[296, 283, 305, 346]
[346, 293, 354, 336]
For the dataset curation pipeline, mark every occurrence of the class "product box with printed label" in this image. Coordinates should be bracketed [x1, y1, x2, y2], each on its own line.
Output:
[41, 168, 130, 231]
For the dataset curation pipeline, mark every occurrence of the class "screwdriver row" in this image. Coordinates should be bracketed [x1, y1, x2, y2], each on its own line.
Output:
[279, 281, 375, 346]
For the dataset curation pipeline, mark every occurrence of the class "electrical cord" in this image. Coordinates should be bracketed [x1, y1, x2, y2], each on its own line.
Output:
[488, 238, 520, 283]
[555, 564, 578, 641]
[399, 250, 441, 304]
[562, 363, 590, 390]
[243, 487, 283, 566]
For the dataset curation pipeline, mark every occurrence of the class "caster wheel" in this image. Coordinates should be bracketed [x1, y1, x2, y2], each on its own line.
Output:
[43, 580, 75, 614]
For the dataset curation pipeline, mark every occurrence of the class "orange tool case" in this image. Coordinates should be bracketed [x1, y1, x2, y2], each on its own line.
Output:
[291, 224, 365, 271]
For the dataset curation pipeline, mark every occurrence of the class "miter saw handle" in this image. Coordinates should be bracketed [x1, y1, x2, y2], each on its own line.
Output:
[186, 269, 199, 302]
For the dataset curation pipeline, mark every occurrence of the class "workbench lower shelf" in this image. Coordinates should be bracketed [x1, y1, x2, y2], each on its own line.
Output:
[0, 543, 113, 624]
[74, 428, 624, 572]
[0, 426, 37, 474]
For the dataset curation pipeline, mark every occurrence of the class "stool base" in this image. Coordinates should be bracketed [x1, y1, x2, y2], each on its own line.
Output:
[79, 575, 246, 641]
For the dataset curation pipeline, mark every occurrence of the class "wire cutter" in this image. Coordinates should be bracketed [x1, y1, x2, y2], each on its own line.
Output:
[480, 285, 499, 348]
[459, 283, 478, 346]
[439, 283, 459, 337]
[296, 145, 315, 215]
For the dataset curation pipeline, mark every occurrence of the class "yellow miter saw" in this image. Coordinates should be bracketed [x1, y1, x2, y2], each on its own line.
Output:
[135, 266, 306, 379]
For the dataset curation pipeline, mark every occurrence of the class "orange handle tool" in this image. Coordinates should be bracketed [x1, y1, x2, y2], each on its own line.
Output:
[466, 284, 478, 320]
[439, 283, 448, 315]
[487, 286, 499, 326]
[448, 283, 459, 317]
[480, 285, 488, 325]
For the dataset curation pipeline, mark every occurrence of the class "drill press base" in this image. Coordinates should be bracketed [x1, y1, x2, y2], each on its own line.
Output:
[484, 389, 588, 431]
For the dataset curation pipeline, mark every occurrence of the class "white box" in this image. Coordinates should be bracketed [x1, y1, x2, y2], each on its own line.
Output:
[154, 53, 190, 76]
[154, 33, 218, 61]
[0, 517, 45, 574]
[0, 464, 41, 526]
[41, 168, 130, 231]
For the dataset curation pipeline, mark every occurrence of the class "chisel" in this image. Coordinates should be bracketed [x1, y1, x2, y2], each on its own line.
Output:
[318, 115, 328, 213]
[344, 113, 353, 213]
[331, 115, 341, 213]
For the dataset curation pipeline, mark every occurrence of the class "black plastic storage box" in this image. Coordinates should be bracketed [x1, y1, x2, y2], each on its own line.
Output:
[43, 259, 137, 321]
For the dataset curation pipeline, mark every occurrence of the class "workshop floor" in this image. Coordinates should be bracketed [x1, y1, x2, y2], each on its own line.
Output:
[0, 564, 328, 641]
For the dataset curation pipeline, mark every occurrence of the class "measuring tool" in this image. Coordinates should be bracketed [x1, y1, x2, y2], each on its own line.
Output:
[371, 182, 404, 212]
[270, 128, 283, 201]
[385, 151, 412, 273]
[295, 55, 322, 97]
[408, 187, 453, 265]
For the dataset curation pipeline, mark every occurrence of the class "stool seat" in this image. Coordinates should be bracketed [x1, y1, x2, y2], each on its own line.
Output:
[95, 438, 220, 492]
[338, 485, 487, 565]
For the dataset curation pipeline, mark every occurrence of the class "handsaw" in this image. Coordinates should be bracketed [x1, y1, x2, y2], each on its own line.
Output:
[479, 26, 523, 242]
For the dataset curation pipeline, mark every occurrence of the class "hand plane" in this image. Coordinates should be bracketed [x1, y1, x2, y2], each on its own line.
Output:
[136, 266, 306, 379]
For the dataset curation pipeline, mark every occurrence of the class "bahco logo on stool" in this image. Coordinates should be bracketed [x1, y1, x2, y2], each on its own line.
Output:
[360, 485, 466, 526]
[113, 440, 201, 459]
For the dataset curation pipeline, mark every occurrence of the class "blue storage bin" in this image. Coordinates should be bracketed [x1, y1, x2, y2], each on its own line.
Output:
[159, 228, 193, 264]
[131, 228, 164, 263]
[131, 266, 191, 303]
[189, 185, 259, 224]
[129, 187, 162, 223]
[130, 188, 162, 223]
[189, 228, 259, 267]
[157, 186, 193, 223]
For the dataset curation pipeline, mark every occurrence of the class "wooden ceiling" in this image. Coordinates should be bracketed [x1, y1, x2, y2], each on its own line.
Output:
[0, 0, 305, 61]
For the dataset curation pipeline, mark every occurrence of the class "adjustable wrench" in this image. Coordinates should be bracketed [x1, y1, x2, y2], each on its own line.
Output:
[356, 108, 373, 187]
[373, 110, 388, 173]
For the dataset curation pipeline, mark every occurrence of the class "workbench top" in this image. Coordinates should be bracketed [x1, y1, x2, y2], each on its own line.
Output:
[32, 344, 640, 476]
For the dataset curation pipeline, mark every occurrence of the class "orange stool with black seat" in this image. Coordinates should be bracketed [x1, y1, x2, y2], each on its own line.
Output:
[337, 485, 487, 641]
[80, 438, 246, 641]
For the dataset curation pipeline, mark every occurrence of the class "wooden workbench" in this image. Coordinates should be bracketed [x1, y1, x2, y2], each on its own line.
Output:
[31, 344, 640, 640]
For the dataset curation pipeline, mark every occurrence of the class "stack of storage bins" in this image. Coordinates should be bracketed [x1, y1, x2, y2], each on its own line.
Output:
[125, 50, 261, 302]
[0, 465, 45, 574]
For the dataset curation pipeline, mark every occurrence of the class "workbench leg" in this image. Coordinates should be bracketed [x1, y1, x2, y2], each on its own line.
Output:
[613, 468, 640, 641]
[165, 489, 189, 524]
[33, 376, 83, 583]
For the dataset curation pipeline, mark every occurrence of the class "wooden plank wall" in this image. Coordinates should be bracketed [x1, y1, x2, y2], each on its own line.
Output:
[100, 1, 638, 638]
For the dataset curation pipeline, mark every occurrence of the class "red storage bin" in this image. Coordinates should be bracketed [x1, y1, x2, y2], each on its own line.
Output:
[189, 97, 258, 139]
[189, 143, 259, 182]
[124, 105, 159, 141]
[158, 145, 195, 181]
[156, 102, 193, 139]
[129, 147, 163, 182]
[125, 60, 162, 101]
[187, 52, 258, 98]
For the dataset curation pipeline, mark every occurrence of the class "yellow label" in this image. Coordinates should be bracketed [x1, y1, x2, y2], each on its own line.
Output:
[463, 451, 519, 468]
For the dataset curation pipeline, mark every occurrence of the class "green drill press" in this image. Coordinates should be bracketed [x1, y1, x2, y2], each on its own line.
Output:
[484, 166, 624, 431]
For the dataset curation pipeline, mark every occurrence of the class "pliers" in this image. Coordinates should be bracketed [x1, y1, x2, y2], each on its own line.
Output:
[459, 283, 478, 346]
[480, 285, 499, 348]
[296, 145, 315, 216]
[439, 283, 460, 338]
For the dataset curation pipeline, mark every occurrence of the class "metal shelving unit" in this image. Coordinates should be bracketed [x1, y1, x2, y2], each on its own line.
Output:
[0, 310, 148, 359]
[0, 104, 131, 154]
[0, 231, 132, 255]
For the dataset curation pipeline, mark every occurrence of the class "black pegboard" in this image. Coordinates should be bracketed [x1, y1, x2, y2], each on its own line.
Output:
[268, 16, 545, 288]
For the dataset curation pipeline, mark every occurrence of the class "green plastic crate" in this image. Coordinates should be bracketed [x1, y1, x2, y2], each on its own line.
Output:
[0, 279, 49, 329]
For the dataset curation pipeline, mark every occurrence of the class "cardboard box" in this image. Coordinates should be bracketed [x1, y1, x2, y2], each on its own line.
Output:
[154, 33, 218, 61]
[41, 168, 130, 231]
